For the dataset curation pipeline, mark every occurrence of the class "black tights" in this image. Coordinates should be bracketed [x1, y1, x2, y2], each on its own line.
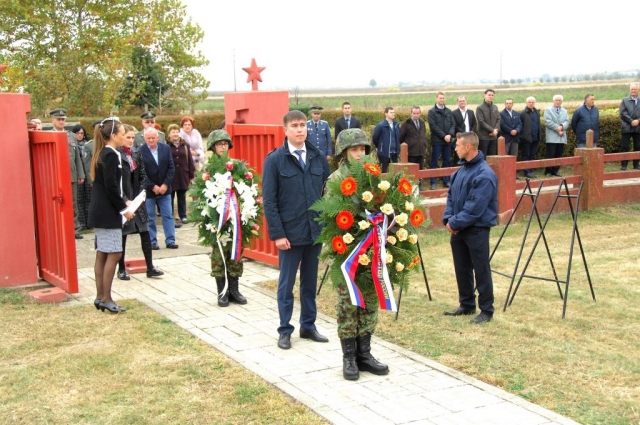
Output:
[118, 231, 154, 272]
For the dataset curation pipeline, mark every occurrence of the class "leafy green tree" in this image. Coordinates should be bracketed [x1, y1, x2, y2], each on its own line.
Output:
[118, 47, 170, 110]
[0, 0, 209, 115]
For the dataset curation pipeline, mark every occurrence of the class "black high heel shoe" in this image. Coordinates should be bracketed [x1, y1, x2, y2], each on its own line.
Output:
[94, 299, 101, 310]
[99, 301, 122, 314]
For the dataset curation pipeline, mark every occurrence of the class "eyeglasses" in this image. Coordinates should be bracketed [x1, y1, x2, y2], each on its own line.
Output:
[216, 142, 229, 147]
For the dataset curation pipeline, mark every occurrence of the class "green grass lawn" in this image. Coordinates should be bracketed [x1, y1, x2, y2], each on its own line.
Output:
[0, 295, 327, 425]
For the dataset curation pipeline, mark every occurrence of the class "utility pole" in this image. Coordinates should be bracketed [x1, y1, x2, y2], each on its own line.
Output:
[233, 48, 237, 92]
[499, 51, 503, 86]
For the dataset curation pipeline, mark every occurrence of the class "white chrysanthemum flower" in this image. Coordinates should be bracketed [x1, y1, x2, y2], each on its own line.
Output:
[358, 220, 371, 230]
[343, 233, 355, 244]
[405, 201, 415, 212]
[385, 252, 393, 264]
[387, 235, 397, 245]
[361, 191, 374, 202]
[378, 180, 391, 191]
[395, 262, 405, 272]
[408, 234, 418, 244]
[396, 228, 408, 241]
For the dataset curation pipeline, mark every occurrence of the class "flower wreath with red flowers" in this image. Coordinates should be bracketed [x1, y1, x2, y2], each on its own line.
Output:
[311, 156, 429, 311]
[188, 153, 263, 251]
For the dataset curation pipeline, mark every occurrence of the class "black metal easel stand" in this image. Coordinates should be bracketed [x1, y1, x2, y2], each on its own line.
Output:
[500, 179, 595, 319]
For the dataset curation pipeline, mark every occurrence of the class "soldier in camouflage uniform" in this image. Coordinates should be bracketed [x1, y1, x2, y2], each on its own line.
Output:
[329, 128, 390, 380]
[206, 129, 247, 307]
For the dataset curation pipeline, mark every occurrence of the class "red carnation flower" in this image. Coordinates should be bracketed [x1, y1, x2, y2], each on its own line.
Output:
[340, 177, 358, 196]
[202, 172, 210, 181]
[398, 178, 413, 195]
[335, 210, 354, 230]
[332, 236, 348, 254]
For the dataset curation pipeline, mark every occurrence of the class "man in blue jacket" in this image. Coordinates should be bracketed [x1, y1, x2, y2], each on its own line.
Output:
[499, 99, 522, 156]
[372, 107, 400, 173]
[263, 110, 331, 350]
[140, 127, 177, 250]
[571, 94, 599, 148]
[443, 132, 498, 324]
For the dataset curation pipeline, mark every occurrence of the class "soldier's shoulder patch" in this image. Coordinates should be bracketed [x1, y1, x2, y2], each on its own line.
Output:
[320, 120, 328, 124]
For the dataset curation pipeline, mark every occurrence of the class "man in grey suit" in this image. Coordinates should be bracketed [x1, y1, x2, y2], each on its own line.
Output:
[544, 95, 569, 177]
[49, 108, 85, 239]
[619, 82, 640, 170]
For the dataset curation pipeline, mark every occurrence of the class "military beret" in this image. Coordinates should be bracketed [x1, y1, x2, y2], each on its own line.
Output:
[140, 111, 157, 120]
[49, 108, 68, 118]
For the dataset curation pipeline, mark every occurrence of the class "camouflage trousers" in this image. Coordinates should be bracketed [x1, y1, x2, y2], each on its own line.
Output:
[210, 246, 243, 278]
[336, 279, 379, 339]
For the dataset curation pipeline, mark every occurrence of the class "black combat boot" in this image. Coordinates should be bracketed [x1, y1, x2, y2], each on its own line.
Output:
[356, 333, 389, 375]
[215, 277, 229, 307]
[228, 276, 247, 305]
[340, 338, 359, 380]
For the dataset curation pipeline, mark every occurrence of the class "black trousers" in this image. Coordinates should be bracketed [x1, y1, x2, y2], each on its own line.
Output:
[545, 143, 565, 175]
[118, 231, 154, 272]
[450, 226, 494, 314]
[408, 155, 424, 169]
[479, 139, 497, 158]
[621, 133, 640, 168]
[521, 140, 540, 173]
[171, 189, 187, 219]
[379, 154, 398, 173]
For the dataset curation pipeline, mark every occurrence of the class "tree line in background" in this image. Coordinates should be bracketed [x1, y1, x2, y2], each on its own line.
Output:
[0, 0, 209, 116]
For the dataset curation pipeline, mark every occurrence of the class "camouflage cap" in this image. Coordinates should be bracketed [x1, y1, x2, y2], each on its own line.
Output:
[335, 128, 371, 157]
[207, 129, 233, 151]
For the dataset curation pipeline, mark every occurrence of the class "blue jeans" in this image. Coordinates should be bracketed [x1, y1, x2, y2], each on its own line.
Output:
[276, 243, 322, 335]
[145, 194, 175, 246]
[430, 144, 451, 184]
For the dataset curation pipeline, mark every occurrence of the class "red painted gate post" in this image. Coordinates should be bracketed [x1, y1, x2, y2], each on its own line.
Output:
[0, 92, 39, 286]
[574, 131, 604, 211]
[486, 155, 517, 223]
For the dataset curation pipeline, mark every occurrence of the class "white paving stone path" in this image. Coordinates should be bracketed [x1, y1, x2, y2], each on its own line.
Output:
[70, 254, 579, 425]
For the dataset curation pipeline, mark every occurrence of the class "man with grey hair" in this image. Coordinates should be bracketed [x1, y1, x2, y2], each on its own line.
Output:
[520, 96, 541, 178]
[139, 127, 177, 250]
[544, 95, 569, 177]
[571, 94, 599, 148]
[619, 82, 640, 170]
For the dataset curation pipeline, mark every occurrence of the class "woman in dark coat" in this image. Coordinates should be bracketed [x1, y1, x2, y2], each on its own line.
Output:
[71, 124, 92, 230]
[88, 118, 135, 313]
[167, 123, 195, 224]
[117, 124, 164, 280]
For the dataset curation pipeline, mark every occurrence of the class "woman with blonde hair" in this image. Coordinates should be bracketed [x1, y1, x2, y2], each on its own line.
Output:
[87, 117, 135, 313]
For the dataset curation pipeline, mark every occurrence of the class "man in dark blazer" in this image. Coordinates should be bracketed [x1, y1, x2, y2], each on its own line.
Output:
[334, 102, 362, 141]
[619, 83, 640, 170]
[139, 127, 178, 250]
[499, 99, 522, 156]
[399, 106, 427, 170]
[452, 96, 477, 134]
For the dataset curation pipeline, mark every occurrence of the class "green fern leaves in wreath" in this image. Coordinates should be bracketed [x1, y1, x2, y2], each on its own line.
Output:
[188, 153, 263, 250]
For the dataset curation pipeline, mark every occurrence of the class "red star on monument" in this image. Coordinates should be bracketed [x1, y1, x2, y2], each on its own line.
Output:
[242, 58, 266, 91]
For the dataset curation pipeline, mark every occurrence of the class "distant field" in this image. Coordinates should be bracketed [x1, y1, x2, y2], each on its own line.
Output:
[196, 82, 631, 112]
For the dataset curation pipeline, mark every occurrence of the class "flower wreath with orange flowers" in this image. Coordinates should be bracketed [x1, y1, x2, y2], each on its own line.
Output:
[311, 156, 429, 312]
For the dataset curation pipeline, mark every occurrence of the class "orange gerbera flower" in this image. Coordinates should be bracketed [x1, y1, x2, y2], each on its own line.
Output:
[398, 178, 413, 195]
[340, 177, 358, 196]
[410, 208, 425, 226]
[364, 163, 381, 177]
[335, 210, 355, 230]
[408, 256, 421, 269]
[332, 235, 348, 254]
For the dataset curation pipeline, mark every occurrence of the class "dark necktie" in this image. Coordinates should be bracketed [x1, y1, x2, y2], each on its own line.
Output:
[315, 122, 318, 131]
[294, 149, 305, 168]
[414, 120, 419, 130]
[346, 118, 350, 129]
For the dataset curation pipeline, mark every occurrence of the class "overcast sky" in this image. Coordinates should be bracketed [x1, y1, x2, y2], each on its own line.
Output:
[183, 0, 638, 91]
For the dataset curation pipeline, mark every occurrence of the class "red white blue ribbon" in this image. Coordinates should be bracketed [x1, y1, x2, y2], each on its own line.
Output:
[340, 210, 397, 311]
[215, 172, 243, 297]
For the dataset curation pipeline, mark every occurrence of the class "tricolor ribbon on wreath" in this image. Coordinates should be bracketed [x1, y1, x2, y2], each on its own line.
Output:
[340, 210, 397, 312]
[216, 172, 243, 295]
